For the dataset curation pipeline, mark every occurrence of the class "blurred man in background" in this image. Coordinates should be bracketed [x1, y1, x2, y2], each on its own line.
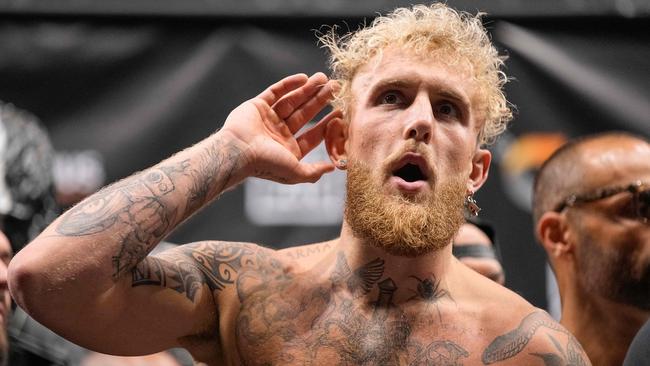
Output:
[453, 221, 505, 285]
[1, 102, 190, 365]
[533, 132, 650, 366]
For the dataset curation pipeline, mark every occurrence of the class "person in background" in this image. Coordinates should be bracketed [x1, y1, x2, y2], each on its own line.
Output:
[533, 131, 650, 366]
[623, 319, 650, 365]
[1, 102, 190, 365]
[453, 221, 505, 285]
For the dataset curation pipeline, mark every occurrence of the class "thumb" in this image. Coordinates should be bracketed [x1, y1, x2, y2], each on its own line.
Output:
[294, 162, 336, 183]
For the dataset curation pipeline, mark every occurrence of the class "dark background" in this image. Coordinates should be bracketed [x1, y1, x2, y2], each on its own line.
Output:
[1, 0, 649, 311]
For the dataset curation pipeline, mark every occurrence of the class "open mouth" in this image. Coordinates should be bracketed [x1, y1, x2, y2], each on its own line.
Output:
[392, 162, 428, 183]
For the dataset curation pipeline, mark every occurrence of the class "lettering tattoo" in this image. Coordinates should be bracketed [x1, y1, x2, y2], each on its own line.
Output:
[56, 137, 244, 280]
[482, 311, 588, 365]
[285, 242, 333, 260]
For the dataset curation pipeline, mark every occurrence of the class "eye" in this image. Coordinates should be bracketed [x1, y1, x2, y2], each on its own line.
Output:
[379, 91, 404, 105]
[435, 101, 460, 120]
[637, 190, 650, 221]
[615, 193, 639, 219]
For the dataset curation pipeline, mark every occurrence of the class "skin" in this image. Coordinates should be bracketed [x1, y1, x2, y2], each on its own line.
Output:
[454, 223, 505, 285]
[8, 48, 590, 365]
[80, 351, 181, 366]
[536, 136, 650, 366]
[0, 230, 12, 366]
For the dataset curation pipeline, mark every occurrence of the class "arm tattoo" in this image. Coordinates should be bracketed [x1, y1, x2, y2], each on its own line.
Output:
[57, 166, 182, 279]
[132, 242, 269, 302]
[185, 141, 242, 212]
[56, 137, 245, 281]
[481, 311, 586, 365]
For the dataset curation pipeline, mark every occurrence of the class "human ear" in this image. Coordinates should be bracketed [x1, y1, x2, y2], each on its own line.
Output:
[467, 148, 491, 193]
[536, 212, 572, 259]
[325, 112, 348, 170]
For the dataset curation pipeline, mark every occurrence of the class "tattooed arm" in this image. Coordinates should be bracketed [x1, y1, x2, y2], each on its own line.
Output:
[482, 310, 592, 365]
[7, 73, 338, 355]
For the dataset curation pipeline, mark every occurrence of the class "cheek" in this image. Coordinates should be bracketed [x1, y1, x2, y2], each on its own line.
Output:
[437, 138, 475, 175]
[349, 128, 389, 159]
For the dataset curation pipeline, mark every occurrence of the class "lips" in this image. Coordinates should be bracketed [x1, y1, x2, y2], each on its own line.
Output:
[390, 153, 431, 183]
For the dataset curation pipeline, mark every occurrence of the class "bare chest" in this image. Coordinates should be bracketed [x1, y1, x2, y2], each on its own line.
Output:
[231, 279, 485, 365]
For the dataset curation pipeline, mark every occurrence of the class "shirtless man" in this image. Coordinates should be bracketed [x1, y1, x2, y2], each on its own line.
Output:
[8, 4, 589, 365]
[533, 132, 650, 366]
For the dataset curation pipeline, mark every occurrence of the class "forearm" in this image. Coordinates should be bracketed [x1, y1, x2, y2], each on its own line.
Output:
[9, 130, 250, 304]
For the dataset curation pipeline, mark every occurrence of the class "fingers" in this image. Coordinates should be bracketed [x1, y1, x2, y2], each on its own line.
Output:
[289, 110, 341, 184]
[272, 73, 331, 125]
[296, 109, 342, 157]
[285, 80, 339, 134]
[293, 162, 336, 184]
[257, 74, 309, 106]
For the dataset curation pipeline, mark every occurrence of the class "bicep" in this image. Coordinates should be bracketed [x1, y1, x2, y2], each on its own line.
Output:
[75, 240, 269, 355]
[60, 240, 269, 355]
[66, 249, 219, 355]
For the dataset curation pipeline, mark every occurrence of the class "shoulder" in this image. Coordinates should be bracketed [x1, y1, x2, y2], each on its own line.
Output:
[455, 260, 531, 313]
[276, 239, 337, 270]
[136, 241, 284, 300]
[153, 240, 285, 275]
[452, 266, 590, 365]
[155, 240, 276, 261]
[481, 309, 591, 366]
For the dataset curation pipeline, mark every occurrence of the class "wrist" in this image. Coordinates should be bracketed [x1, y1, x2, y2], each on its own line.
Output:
[211, 129, 257, 185]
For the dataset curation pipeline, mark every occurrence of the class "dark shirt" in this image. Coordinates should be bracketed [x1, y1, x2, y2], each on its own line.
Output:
[623, 319, 650, 366]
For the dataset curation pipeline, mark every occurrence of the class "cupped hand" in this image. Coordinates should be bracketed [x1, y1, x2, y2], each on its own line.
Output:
[221, 73, 341, 184]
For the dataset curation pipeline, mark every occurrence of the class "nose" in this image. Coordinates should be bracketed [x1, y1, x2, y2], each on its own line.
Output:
[403, 94, 433, 144]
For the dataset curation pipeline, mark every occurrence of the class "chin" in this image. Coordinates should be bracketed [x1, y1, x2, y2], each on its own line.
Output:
[346, 161, 466, 258]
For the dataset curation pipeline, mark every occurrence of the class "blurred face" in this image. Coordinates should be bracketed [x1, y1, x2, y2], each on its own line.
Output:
[566, 139, 650, 309]
[0, 230, 11, 366]
[343, 48, 487, 256]
[454, 223, 505, 284]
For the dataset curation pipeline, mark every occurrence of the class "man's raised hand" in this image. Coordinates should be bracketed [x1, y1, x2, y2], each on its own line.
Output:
[221, 72, 340, 184]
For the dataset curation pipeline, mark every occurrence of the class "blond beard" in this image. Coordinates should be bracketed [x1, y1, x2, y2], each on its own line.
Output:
[344, 161, 467, 257]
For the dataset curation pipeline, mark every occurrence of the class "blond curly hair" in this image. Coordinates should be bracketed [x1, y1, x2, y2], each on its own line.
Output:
[319, 3, 512, 145]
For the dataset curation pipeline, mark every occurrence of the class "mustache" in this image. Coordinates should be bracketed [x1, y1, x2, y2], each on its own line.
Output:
[381, 141, 434, 172]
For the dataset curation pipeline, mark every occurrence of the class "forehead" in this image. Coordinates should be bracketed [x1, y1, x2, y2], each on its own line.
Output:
[350, 48, 477, 105]
[581, 138, 650, 189]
